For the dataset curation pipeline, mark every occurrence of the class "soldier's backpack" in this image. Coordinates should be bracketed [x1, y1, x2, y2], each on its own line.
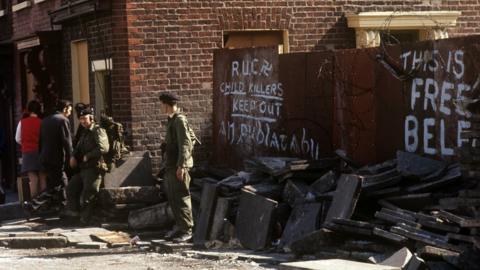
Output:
[175, 113, 201, 149]
[100, 115, 130, 171]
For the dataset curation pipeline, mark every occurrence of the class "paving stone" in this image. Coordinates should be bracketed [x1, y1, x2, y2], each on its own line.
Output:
[0, 225, 32, 232]
[60, 227, 111, 245]
[103, 151, 155, 188]
[235, 189, 278, 250]
[310, 171, 337, 194]
[193, 182, 218, 246]
[280, 203, 322, 249]
[209, 197, 234, 241]
[290, 229, 344, 256]
[396, 151, 447, 179]
[283, 180, 311, 207]
[417, 245, 460, 259]
[379, 247, 413, 269]
[76, 241, 108, 249]
[372, 228, 408, 244]
[128, 202, 174, 230]
[151, 239, 193, 253]
[324, 174, 361, 223]
[98, 186, 164, 207]
[0, 236, 67, 249]
[279, 259, 400, 270]
[437, 210, 480, 228]
[181, 249, 294, 265]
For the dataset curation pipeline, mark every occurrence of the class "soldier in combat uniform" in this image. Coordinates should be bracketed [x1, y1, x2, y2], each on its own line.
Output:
[160, 93, 194, 243]
[63, 107, 109, 223]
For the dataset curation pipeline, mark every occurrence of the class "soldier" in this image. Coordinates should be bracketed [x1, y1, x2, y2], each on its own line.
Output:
[159, 93, 194, 243]
[63, 107, 109, 223]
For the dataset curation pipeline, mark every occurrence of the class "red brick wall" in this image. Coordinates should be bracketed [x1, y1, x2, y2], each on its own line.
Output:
[0, 0, 13, 41]
[11, 0, 61, 40]
[60, 0, 132, 131]
[123, 0, 480, 172]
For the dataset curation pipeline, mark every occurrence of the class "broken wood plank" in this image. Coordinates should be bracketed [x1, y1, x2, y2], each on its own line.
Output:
[235, 189, 278, 250]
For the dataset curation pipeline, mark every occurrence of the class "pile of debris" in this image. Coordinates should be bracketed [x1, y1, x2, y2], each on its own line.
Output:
[188, 149, 479, 270]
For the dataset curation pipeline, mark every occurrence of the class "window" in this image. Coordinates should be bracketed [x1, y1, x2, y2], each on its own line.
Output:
[223, 30, 288, 54]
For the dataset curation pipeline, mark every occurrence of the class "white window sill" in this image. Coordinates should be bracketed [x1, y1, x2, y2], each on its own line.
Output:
[12, 1, 32, 12]
[34, 0, 47, 4]
[0, 10, 5, 17]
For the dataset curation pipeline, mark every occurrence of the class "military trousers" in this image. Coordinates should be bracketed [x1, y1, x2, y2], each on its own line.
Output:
[165, 168, 193, 233]
[66, 167, 102, 212]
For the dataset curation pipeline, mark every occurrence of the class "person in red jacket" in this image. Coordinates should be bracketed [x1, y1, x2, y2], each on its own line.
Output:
[15, 100, 43, 199]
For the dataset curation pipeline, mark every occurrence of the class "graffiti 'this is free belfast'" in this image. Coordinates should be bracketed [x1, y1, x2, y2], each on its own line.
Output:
[402, 49, 473, 156]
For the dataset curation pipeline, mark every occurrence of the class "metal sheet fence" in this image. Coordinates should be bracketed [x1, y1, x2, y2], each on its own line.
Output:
[213, 36, 480, 168]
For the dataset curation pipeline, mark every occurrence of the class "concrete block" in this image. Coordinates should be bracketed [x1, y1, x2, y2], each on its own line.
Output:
[76, 241, 107, 249]
[324, 174, 361, 223]
[98, 186, 164, 207]
[193, 182, 218, 246]
[235, 189, 278, 250]
[104, 151, 155, 188]
[279, 259, 400, 270]
[281, 203, 322, 249]
[128, 202, 173, 230]
[379, 247, 413, 269]
[0, 236, 67, 249]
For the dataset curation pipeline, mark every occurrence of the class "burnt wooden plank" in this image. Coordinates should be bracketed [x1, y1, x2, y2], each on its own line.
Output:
[324, 174, 361, 223]
[235, 189, 278, 250]
[193, 182, 218, 246]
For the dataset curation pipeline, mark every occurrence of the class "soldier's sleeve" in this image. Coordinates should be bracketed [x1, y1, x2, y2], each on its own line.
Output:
[175, 115, 193, 168]
[85, 127, 110, 160]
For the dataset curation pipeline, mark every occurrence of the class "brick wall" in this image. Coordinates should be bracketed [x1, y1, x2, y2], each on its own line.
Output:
[60, 1, 132, 134]
[123, 0, 480, 172]
[0, 0, 13, 41]
[11, 0, 61, 40]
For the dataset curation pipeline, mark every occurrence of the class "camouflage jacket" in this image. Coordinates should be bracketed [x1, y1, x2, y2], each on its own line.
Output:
[73, 123, 109, 170]
[165, 113, 193, 169]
